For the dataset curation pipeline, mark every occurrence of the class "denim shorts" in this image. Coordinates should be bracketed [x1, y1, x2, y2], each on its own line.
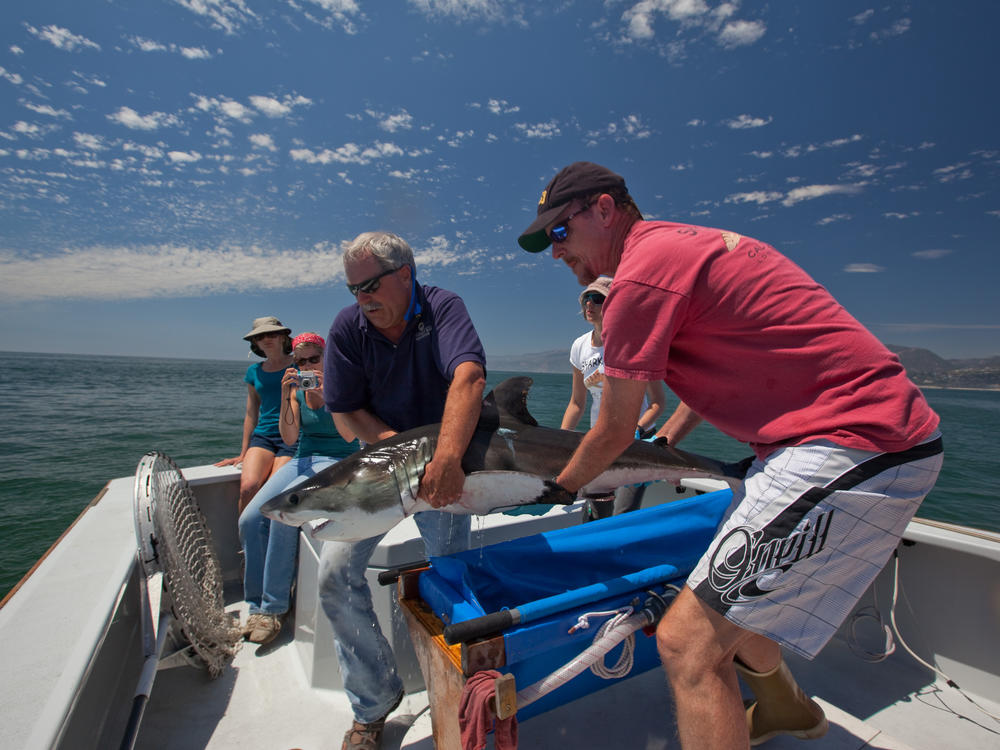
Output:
[249, 432, 296, 457]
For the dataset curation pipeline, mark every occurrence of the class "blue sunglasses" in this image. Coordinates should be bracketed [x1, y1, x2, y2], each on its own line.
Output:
[547, 200, 597, 244]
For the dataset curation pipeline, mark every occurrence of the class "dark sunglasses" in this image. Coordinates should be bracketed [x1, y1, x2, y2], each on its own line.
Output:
[294, 354, 322, 366]
[581, 292, 605, 306]
[548, 200, 597, 244]
[252, 331, 282, 341]
[346, 266, 399, 297]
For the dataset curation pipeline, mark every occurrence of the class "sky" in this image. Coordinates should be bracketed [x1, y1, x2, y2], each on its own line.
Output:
[0, 1, 997, 362]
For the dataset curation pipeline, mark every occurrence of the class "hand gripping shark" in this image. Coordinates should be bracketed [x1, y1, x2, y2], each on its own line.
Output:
[261, 376, 747, 542]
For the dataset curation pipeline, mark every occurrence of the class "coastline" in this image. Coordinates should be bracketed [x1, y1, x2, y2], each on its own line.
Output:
[917, 384, 1000, 392]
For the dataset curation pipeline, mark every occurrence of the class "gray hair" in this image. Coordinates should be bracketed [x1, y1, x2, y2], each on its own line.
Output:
[344, 231, 415, 272]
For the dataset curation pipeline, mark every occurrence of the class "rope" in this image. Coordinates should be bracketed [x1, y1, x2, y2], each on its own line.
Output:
[886, 552, 1000, 724]
[589, 610, 636, 679]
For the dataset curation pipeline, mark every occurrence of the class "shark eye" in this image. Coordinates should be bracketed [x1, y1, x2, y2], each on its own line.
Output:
[287, 493, 300, 507]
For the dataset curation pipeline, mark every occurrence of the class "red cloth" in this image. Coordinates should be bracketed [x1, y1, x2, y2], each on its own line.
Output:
[458, 669, 518, 750]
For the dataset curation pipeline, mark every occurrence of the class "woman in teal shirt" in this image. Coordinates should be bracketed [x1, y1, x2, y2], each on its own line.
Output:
[237, 332, 356, 645]
[216, 316, 296, 513]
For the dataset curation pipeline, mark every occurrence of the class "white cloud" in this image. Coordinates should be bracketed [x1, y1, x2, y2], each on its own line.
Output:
[782, 183, 864, 206]
[108, 106, 179, 131]
[844, 263, 885, 273]
[250, 94, 312, 118]
[173, 0, 258, 35]
[10, 45, 24, 55]
[620, 1, 765, 50]
[168, 150, 202, 163]
[724, 190, 783, 205]
[11, 121, 51, 139]
[933, 163, 973, 183]
[128, 35, 215, 59]
[366, 109, 414, 133]
[817, 213, 851, 226]
[718, 19, 765, 47]
[687, 118, 705, 127]
[1, 66, 25, 85]
[290, 141, 404, 165]
[0, 242, 348, 301]
[180, 46, 213, 59]
[73, 132, 106, 151]
[408, 0, 503, 22]
[26, 24, 101, 52]
[851, 9, 874, 25]
[249, 133, 277, 151]
[23, 101, 70, 118]
[514, 120, 560, 139]
[297, 0, 365, 33]
[588, 114, 653, 142]
[129, 36, 168, 52]
[485, 98, 519, 115]
[871, 18, 911, 40]
[70, 71, 107, 92]
[122, 141, 166, 159]
[725, 113, 772, 129]
[912, 249, 953, 260]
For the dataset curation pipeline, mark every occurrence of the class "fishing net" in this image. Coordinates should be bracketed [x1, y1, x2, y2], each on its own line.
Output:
[133, 451, 240, 677]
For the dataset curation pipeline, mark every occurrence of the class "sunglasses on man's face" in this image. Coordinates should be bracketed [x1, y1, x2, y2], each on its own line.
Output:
[346, 266, 399, 297]
[581, 293, 605, 306]
[547, 199, 597, 244]
[295, 354, 322, 367]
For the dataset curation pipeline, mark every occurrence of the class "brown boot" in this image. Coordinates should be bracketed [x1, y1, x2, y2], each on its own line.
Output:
[734, 657, 828, 746]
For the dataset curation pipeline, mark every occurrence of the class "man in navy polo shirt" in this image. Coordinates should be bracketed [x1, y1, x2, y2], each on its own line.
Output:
[319, 230, 487, 750]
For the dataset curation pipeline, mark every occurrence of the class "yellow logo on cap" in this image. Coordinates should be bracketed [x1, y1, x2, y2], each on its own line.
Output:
[538, 189, 547, 207]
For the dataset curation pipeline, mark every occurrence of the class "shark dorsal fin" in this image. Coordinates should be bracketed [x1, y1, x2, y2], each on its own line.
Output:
[488, 376, 538, 427]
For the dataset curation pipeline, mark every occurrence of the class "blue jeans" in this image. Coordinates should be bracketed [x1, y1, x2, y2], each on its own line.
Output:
[319, 511, 470, 723]
[239, 455, 338, 616]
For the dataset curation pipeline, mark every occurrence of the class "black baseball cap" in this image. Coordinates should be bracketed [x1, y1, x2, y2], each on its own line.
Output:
[518, 161, 628, 253]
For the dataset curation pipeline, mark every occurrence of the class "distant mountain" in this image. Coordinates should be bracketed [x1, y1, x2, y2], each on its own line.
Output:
[492, 345, 1000, 389]
[889, 345, 1000, 390]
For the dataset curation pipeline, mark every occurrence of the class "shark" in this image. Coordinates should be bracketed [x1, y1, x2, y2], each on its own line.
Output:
[260, 376, 746, 542]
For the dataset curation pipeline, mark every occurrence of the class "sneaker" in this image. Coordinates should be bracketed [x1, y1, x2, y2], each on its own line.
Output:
[341, 692, 403, 750]
[248, 614, 283, 645]
[241, 613, 265, 639]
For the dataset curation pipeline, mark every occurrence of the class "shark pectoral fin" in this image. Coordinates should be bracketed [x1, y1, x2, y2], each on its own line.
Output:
[458, 471, 570, 515]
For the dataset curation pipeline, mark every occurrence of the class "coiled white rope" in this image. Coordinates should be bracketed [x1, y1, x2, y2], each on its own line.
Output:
[589, 610, 636, 679]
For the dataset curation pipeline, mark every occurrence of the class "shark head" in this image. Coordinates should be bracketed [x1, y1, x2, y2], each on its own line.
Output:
[260, 451, 409, 542]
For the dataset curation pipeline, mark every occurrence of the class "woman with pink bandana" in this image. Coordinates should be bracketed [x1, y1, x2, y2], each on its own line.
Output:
[237, 332, 357, 645]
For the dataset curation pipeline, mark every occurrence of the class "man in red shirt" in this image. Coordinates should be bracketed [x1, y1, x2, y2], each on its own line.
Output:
[518, 162, 943, 749]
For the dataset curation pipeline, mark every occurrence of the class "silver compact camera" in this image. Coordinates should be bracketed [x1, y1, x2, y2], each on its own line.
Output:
[297, 370, 320, 390]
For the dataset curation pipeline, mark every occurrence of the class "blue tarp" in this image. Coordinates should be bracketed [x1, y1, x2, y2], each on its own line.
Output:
[422, 489, 733, 626]
[417, 489, 734, 719]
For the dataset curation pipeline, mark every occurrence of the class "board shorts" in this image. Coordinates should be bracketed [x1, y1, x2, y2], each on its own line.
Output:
[687, 432, 943, 659]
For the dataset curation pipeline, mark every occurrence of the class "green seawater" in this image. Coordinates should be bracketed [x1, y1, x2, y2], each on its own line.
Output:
[1, 351, 996, 599]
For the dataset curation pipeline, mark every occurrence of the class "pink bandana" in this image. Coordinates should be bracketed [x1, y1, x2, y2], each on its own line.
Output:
[292, 332, 325, 350]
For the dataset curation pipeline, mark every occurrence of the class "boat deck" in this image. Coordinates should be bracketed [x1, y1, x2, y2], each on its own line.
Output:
[3, 463, 998, 750]
[135, 597, 1000, 749]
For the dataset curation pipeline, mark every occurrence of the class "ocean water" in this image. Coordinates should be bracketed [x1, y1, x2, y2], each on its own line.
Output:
[1, 351, 997, 600]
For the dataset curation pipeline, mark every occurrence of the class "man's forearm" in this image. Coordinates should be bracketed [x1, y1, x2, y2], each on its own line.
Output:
[434, 361, 486, 463]
[335, 409, 396, 445]
[655, 401, 702, 446]
[555, 375, 648, 493]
